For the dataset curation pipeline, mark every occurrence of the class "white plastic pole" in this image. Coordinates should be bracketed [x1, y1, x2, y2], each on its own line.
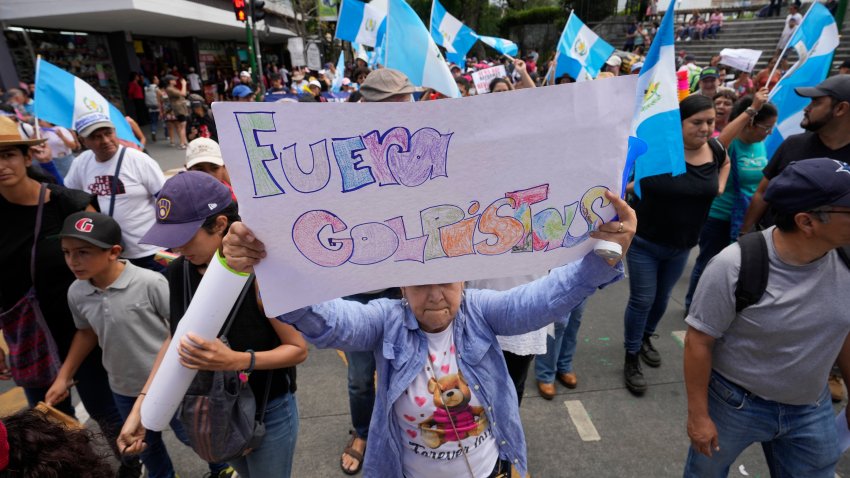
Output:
[141, 251, 250, 431]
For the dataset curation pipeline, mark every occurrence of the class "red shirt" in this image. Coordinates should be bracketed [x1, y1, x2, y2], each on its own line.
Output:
[128, 81, 144, 100]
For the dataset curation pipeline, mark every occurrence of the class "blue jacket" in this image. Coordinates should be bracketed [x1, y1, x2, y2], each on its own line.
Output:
[278, 253, 623, 477]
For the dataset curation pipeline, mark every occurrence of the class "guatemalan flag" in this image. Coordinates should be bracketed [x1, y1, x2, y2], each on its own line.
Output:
[430, 0, 478, 66]
[386, 0, 460, 98]
[764, 2, 839, 157]
[478, 36, 518, 57]
[332, 52, 346, 93]
[555, 13, 615, 82]
[34, 58, 139, 146]
[335, 0, 387, 47]
[628, 0, 684, 197]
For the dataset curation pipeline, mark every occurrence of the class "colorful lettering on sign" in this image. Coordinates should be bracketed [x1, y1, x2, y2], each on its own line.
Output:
[291, 185, 613, 268]
[235, 112, 452, 197]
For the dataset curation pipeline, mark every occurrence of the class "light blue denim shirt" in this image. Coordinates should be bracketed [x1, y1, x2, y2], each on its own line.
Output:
[278, 253, 623, 477]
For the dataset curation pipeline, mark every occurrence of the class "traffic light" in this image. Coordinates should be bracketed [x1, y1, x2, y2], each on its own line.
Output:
[232, 0, 247, 22]
[251, 0, 266, 22]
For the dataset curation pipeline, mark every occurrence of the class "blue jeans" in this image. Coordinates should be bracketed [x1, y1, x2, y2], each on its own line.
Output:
[113, 392, 186, 478]
[24, 349, 131, 465]
[149, 110, 161, 137]
[345, 350, 376, 439]
[229, 392, 299, 478]
[623, 235, 691, 354]
[535, 301, 587, 383]
[683, 371, 839, 477]
[685, 217, 731, 311]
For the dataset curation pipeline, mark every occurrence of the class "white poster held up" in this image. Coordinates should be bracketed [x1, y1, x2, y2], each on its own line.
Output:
[212, 75, 636, 316]
[306, 42, 322, 71]
[471, 65, 507, 94]
[719, 48, 763, 74]
[288, 37, 306, 67]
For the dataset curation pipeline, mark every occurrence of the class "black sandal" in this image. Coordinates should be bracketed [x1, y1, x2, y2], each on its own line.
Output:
[341, 430, 365, 475]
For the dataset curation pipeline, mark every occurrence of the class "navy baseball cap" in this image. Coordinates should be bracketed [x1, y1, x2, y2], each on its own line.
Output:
[764, 158, 850, 213]
[58, 211, 122, 249]
[699, 67, 719, 80]
[140, 171, 233, 248]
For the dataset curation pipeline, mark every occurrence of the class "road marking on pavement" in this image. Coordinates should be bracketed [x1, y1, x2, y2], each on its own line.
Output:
[75, 401, 90, 425]
[564, 400, 600, 441]
[672, 330, 686, 348]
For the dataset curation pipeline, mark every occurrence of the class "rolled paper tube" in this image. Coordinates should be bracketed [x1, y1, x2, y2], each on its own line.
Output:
[141, 251, 250, 431]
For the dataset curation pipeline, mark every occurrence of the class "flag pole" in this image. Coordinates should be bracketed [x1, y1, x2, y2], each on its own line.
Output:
[767, 3, 816, 96]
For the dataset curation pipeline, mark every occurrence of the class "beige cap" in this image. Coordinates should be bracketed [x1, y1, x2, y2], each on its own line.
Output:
[359, 69, 416, 102]
[605, 55, 623, 67]
[185, 137, 224, 169]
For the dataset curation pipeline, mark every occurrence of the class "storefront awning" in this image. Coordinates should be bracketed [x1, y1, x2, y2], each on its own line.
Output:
[0, 0, 295, 42]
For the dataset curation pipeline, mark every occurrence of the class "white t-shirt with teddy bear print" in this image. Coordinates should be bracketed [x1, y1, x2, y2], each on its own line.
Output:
[393, 326, 499, 478]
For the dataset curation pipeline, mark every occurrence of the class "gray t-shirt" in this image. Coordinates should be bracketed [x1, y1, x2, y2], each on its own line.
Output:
[686, 227, 850, 405]
[68, 261, 170, 396]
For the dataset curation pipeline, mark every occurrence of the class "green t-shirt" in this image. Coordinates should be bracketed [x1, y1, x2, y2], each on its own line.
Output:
[709, 138, 768, 221]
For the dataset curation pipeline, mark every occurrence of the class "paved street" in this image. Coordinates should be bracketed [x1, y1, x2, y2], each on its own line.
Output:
[2, 135, 850, 477]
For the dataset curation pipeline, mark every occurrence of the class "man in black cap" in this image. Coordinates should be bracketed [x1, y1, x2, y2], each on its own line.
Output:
[684, 158, 850, 477]
[741, 75, 850, 233]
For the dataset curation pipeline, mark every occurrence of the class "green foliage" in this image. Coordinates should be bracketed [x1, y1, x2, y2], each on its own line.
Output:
[500, 6, 566, 30]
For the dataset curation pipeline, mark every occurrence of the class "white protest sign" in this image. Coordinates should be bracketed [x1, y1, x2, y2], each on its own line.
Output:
[212, 76, 636, 316]
[306, 42, 322, 71]
[719, 48, 763, 73]
[288, 37, 306, 66]
[471, 65, 507, 94]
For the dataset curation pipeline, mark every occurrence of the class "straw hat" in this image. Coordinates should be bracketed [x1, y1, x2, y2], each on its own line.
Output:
[0, 116, 46, 146]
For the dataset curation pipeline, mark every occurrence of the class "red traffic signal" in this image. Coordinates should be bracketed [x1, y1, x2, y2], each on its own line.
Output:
[233, 0, 247, 22]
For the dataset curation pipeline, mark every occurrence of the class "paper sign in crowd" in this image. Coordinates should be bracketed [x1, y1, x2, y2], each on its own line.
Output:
[212, 75, 637, 316]
[471, 65, 508, 94]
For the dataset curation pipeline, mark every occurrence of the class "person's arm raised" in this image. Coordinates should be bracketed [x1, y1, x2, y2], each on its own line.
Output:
[716, 88, 768, 149]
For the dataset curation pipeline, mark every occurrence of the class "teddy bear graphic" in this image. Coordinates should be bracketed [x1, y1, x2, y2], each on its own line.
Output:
[418, 371, 489, 449]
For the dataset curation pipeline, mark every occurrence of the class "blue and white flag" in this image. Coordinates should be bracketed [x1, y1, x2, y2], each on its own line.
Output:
[335, 0, 386, 47]
[430, 0, 478, 61]
[478, 36, 518, 57]
[765, 2, 839, 157]
[34, 58, 139, 146]
[332, 52, 346, 93]
[555, 13, 615, 82]
[628, 0, 684, 197]
[386, 0, 460, 98]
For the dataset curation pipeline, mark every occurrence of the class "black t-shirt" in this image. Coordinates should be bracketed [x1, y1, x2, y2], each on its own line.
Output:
[763, 131, 850, 180]
[0, 185, 93, 356]
[166, 256, 296, 402]
[635, 141, 724, 249]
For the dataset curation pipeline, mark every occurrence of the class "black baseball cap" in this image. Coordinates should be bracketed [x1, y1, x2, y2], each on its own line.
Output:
[140, 171, 233, 248]
[764, 158, 850, 213]
[58, 211, 122, 249]
[795, 75, 850, 103]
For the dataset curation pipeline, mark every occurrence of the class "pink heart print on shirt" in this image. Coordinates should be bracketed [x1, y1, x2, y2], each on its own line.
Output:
[404, 414, 416, 422]
[414, 396, 427, 407]
[406, 430, 418, 439]
[450, 344, 456, 354]
[429, 354, 436, 363]
[441, 364, 450, 374]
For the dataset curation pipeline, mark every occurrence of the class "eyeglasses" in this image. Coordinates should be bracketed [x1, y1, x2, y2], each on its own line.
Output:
[752, 123, 774, 134]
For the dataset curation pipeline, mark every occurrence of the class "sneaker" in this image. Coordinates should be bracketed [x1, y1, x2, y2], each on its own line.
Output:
[829, 373, 845, 402]
[203, 467, 236, 478]
[625, 353, 647, 394]
[640, 334, 661, 368]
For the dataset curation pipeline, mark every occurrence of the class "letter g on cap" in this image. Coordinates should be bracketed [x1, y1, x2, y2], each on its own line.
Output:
[75, 218, 94, 233]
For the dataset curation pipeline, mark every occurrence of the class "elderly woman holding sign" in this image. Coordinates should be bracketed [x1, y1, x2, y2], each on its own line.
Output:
[223, 190, 635, 478]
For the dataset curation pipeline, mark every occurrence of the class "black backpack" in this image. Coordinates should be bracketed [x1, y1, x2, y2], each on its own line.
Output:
[734, 232, 850, 311]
